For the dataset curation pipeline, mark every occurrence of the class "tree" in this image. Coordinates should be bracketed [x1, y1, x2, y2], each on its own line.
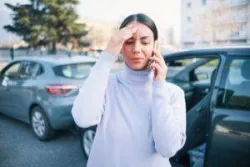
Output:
[4, 0, 88, 54]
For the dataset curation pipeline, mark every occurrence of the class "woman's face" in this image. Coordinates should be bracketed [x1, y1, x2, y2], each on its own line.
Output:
[121, 21, 155, 70]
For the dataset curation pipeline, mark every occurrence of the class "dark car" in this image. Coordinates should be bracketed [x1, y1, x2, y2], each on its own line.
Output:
[0, 55, 96, 140]
[79, 46, 250, 167]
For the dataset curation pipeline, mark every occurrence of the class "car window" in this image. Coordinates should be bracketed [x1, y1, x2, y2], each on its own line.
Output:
[29, 62, 43, 77]
[194, 59, 219, 82]
[19, 62, 43, 79]
[53, 63, 95, 79]
[166, 58, 200, 79]
[2, 62, 21, 79]
[166, 57, 218, 83]
[19, 62, 32, 79]
[217, 58, 250, 111]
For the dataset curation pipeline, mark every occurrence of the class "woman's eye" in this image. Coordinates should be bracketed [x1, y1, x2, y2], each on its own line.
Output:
[142, 42, 150, 45]
[125, 41, 134, 45]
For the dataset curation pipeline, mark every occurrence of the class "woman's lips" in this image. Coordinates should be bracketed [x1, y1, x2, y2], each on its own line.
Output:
[131, 58, 143, 63]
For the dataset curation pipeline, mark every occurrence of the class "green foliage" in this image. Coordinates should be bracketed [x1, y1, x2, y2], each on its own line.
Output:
[4, 0, 88, 53]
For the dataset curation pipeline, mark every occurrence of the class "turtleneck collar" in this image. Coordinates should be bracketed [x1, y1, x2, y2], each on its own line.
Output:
[119, 63, 154, 85]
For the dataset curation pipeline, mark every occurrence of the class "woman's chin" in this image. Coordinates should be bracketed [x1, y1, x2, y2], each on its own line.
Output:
[128, 63, 147, 70]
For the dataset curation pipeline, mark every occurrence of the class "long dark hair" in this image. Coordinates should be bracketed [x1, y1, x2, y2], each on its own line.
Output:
[119, 13, 158, 41]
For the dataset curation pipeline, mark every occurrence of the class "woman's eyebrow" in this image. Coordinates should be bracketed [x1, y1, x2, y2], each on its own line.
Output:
[140, 36, 151, 40]
[127, 37, 134, 40]
[127, 36, 151, 40]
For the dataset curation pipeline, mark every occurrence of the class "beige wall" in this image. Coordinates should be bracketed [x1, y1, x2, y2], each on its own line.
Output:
[181, 0, 250, 48]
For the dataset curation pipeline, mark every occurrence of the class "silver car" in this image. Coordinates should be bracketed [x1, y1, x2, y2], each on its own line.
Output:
[0, 55, 96, 141]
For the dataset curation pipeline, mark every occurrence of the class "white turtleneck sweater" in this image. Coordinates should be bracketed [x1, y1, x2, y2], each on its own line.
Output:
[71, 51, 186, 167]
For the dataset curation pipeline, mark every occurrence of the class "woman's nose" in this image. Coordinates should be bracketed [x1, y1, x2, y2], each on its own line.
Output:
[133, 42, 141, 54]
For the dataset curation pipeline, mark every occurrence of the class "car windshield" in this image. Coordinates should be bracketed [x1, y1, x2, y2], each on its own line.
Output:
[54, 62, 95, 79]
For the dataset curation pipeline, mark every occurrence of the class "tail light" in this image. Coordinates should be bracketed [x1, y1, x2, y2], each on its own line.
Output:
[46, 84, 77, 95]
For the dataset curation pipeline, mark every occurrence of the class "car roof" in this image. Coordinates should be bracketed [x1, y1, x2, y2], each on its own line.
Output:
[14, 55, 97, 66]
[165, 46, 250, 57]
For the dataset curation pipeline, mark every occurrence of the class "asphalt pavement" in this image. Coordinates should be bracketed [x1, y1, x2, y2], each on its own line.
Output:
[0, 113, 87, 167]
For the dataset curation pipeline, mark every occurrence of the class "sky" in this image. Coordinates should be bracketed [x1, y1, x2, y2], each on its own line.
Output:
[77, 0, 180, 27]
[77, 0, 181, 42]
[0, 0, 181, 44]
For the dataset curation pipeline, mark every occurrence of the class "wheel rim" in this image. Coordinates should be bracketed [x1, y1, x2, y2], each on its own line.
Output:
[32, 111, 46, 137]
[83, 130, 95, 156]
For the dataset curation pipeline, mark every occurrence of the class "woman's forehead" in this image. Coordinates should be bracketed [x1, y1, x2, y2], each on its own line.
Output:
[127, 21, 154, 38]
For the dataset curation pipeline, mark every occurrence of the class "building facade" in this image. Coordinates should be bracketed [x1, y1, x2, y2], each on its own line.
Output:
[181, 0, 250, 48]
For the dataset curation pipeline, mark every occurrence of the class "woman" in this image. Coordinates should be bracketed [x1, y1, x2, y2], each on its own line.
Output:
[72, 13, 186, 167]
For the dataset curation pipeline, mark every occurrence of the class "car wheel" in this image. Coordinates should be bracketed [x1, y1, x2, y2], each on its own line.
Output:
[81, 126, 96, 158]
[31, 106, 55, 141]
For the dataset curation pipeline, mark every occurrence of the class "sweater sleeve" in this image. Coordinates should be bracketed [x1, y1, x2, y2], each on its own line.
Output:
[71, 51, 117, 128]
[151, 80, 186, 158]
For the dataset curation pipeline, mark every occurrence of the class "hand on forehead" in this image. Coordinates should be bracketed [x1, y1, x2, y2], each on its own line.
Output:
[125, 22, 154, 40]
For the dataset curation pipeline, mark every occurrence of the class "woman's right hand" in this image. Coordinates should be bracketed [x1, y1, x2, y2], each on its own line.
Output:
[105, 25, 137, 56]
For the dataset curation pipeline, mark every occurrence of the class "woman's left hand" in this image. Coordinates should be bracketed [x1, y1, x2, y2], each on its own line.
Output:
[149, 50, 167, 80]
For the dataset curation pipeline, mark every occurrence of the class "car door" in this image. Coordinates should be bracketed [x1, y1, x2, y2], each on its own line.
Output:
[165, 56, 219, 111]
[0, 62, 22, 118]
[164, 54, 220, 167]
[205, 56, 250, 167]
[7, 61, 42, 122]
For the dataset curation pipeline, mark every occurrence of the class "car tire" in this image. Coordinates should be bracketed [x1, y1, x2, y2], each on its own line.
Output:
[30, 106, 55, 141]
[80, 126, 97, 158]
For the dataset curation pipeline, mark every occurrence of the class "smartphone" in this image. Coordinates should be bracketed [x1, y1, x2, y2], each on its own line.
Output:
[148, 41, 157, 67]
[150, 41, 158, 76]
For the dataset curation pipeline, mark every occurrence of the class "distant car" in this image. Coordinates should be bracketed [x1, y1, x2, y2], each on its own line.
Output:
[0, 55, 96, 141]
[79, 46, 250, 167]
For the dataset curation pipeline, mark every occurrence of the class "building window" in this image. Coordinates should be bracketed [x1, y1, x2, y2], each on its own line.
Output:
[232, 31, 240, 38]
[187, 16, 192, 22]
[202, 0, 206, 6]
[187, 2, 192, 8]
